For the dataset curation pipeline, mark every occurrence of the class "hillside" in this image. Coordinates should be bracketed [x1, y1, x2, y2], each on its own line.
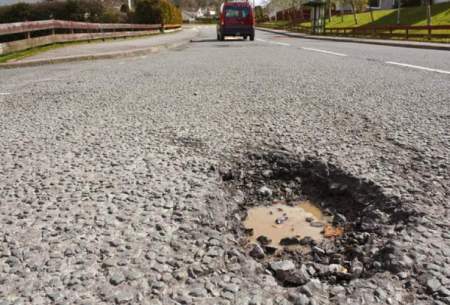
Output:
[301, 2, 450, 27]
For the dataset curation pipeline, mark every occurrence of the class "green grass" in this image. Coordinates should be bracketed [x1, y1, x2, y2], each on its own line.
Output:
[258, 20, 292, 29]
[258, 2, 450, 42]
[0, 31, 166, 64]
[0, 41, 85, 64]
[303, 1, 450, 28]
[259, 2, 450, 28]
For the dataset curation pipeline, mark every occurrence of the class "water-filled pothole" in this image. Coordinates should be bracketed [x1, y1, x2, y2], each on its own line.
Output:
[244, 201, 341, 249]
[223, 150, 419, 287]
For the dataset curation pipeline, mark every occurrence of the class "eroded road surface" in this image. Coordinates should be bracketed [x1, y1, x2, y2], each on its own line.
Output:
[0, 26, 449, 305]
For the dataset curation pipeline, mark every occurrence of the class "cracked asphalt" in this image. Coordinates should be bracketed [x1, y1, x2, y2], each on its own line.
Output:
[0, 25, 449, 305]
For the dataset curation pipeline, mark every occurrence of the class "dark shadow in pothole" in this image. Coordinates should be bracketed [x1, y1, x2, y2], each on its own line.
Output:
[222, 150, 422, 287]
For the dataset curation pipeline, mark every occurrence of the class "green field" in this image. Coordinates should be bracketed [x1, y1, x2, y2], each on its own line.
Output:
[258, 2, 450, 42]
[303, 1, 450, 28]
[259, 2, 450, 28]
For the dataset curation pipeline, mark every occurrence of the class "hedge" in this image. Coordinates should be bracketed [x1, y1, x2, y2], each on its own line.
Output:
[0, 0, 181, 25]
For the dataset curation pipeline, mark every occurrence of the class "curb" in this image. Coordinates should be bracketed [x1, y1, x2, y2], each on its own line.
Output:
[0, 28, 196, 69]
[257, 27, 450, 51]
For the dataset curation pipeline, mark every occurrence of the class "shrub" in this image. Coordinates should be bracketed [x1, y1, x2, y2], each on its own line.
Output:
[133, 0, 181, 24]
[99, 7, 122, 23]
[0, 0, 108, 23]
[160, 0, 182, 24]
[0, 0, 181, 25]
[0, 3, 33, 22]
[133, 0, 162, 24]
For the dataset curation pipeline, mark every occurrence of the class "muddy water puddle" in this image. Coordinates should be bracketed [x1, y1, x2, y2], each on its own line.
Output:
[244, 201, 338, 248]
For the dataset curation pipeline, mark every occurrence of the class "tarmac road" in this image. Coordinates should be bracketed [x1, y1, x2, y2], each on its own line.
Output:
[0, 25, 449, 305]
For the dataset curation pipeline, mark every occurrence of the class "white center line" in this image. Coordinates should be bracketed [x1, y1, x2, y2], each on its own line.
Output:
[256, 38, 291, 47]
[301, 47, 347, 57]
[272, 41, 291, 47]
[385, 61, 450, 75]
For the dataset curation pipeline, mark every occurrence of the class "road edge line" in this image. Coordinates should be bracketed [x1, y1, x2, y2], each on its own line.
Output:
[256, 27, 450, 52]
[385, 61, 450, 74]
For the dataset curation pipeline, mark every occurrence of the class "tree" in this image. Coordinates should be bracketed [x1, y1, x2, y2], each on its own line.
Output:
[100, 7, 121, 23]
[0, 3, 33, 22]
[344, 0, 367, 24]
[62, 0, 84, 21]
[160, 0, 182, 24]
[255, 5, 265, 22]
[120, 4, 130, 13]
[327, 0, 339, 22]
[353, 0, 368, 11]
[396, 0, 401, 24]
[335, 0, 344, 22]
[134, 0, 162, 24]
[265, 0, 293, 20]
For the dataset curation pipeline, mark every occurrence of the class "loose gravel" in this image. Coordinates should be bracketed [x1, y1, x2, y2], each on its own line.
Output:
[0, 27, 449, 305]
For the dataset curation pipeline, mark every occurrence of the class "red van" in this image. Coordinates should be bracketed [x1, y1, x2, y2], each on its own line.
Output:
[217, 2, 255, 41]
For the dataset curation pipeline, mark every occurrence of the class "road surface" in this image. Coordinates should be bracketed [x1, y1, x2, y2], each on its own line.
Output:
[0, 26, 449, 305]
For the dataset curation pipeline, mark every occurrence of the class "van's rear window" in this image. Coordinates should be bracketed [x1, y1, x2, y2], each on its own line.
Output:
[225, 7, 250, 18]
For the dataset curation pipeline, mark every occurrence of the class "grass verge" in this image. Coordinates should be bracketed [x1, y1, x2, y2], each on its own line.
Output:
[301, 2, 450, 28]
[258, 2, 450, 43]
[0, 41, 87, 64]
[0, 31, 169, 64]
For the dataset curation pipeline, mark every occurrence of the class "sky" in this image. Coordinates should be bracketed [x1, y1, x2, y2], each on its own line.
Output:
[0, 0, 40, 5]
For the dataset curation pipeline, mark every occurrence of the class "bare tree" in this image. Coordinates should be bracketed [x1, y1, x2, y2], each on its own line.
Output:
[265, 0, 296, 21]
[346, 0, 368, 24]
[327, 0, 332, 22]
[426, 0, 431, 26]
[350, 0, 358, 24]
[426, 0, 432, 38]
[339, 0, 344, 22]
[326, 0, 339, 23]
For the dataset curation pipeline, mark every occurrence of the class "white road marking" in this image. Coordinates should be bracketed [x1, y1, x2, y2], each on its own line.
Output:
[301, 47, 347, 57]
[256, 38, 291, 47]
[272, 41, 291, 47]
[32, 78, 57, 84]
[0, 92, 10, 96]
[385, 61, 450, 75]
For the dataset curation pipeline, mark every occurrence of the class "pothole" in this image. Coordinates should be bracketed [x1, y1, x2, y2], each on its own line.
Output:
[223, 150, 420, 288]
[244, 201, 341, 250]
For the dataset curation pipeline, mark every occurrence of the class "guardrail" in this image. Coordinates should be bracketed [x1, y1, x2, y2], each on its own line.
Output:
[260, 23, 450, 41]
[0, 19, 181, 56]
[324, 24, 450, 40]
